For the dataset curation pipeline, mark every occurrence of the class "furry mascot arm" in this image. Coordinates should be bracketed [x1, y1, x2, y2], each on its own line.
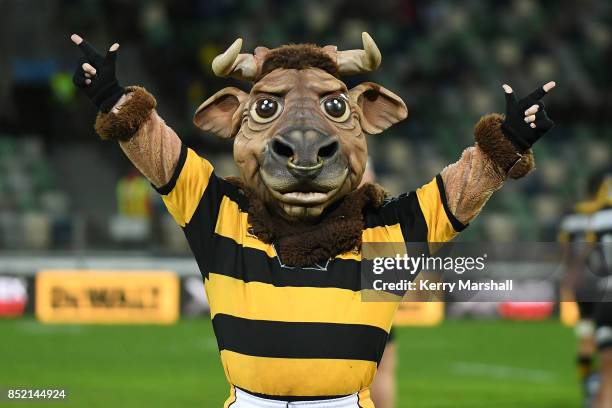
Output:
[440, 83, 556, 225]
[97, 89, 181, 189]
[71, 35, 181, 188]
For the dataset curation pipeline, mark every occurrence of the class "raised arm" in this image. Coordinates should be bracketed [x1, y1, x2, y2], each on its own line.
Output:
[70, 34, 180, 188]
[441, 82, 556, 224]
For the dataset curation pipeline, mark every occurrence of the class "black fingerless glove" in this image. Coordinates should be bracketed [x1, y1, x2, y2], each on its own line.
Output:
[501, 86, 554, 152]
[72, 40, 124, 113]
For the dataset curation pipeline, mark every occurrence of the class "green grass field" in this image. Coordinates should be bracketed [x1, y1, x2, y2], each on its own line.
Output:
[0, 319, 580, 407]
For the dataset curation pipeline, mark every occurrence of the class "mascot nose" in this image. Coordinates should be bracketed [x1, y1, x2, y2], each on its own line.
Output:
[271, 129, 339, 179]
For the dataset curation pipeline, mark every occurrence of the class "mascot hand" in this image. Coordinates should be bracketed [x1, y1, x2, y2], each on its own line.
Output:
[70, 34, 124, 113]
[501, 81, 556, 152]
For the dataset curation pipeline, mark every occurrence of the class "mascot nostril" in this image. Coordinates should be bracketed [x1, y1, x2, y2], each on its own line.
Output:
[275, 128, 338, 171]
[78, 28, 555, 406]
[318, 141, 339, 159]
[271, 139, 294, 160]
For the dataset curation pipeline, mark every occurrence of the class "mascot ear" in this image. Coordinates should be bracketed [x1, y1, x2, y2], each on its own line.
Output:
[349, 82, 408, 135]
[194, 87, 249, 139]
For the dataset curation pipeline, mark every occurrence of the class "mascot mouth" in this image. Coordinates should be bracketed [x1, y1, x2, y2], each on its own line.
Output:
[260, 168, 349, 215]
[267, 185, 343, 206]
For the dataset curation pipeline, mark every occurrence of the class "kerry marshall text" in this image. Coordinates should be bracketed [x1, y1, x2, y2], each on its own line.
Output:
[371, 279, 514, 293]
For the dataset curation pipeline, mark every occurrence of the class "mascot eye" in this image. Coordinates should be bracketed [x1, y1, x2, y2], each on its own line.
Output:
[321, 96, 350, 122]
[251, 98, 282, 123]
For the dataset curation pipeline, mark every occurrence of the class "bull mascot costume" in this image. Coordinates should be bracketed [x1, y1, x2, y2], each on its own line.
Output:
[70, 32, 555, 407]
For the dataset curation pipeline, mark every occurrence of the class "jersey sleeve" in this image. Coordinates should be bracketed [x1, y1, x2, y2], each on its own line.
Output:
[589, 208, 612, 243]
[154, 144, 225, 229]
[415, 175, 466, 243]
[368, 175, 466, 244]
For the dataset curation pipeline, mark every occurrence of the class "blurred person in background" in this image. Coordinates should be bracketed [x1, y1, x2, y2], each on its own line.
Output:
[116, 168, 153, 218]
[109, 167, 154, 243]
[588, 172, 612, 408]
[361, 158, 396, 408]
[559, 172, 610, 406]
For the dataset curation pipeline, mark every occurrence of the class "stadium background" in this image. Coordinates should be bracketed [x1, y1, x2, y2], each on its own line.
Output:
[0, 0, 610, 406]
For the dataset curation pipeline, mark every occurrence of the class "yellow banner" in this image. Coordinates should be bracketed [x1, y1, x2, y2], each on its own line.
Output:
[36, 270, 179, 324]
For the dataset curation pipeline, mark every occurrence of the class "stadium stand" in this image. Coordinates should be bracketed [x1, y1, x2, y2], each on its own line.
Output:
[1, 1, 610, 250]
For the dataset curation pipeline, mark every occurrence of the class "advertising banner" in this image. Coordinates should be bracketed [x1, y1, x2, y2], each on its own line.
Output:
[0, 276, 29, 317]
[36, 270, 179, 324]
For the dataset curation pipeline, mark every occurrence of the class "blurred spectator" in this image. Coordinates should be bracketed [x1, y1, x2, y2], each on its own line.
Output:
[109, 169, 153, 244]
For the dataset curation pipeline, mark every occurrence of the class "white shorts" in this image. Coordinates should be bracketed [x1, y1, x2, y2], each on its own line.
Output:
[229, 388, 362, 407]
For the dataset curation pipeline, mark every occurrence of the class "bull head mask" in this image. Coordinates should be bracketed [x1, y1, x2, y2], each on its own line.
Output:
[194, 33, 408, 222]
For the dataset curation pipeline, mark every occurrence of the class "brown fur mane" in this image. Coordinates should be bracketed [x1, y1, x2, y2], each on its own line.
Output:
[257, 44, 338, 81]
[226, 177, 387, 267]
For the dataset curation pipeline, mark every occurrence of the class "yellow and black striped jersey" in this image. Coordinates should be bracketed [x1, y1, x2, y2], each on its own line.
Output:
[586, 204, 612, 277]
[584, 177, 612, 244]
[589, 206, 612, 242]
[156, 145, 465, 405]
[558, 204, 596, 244]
